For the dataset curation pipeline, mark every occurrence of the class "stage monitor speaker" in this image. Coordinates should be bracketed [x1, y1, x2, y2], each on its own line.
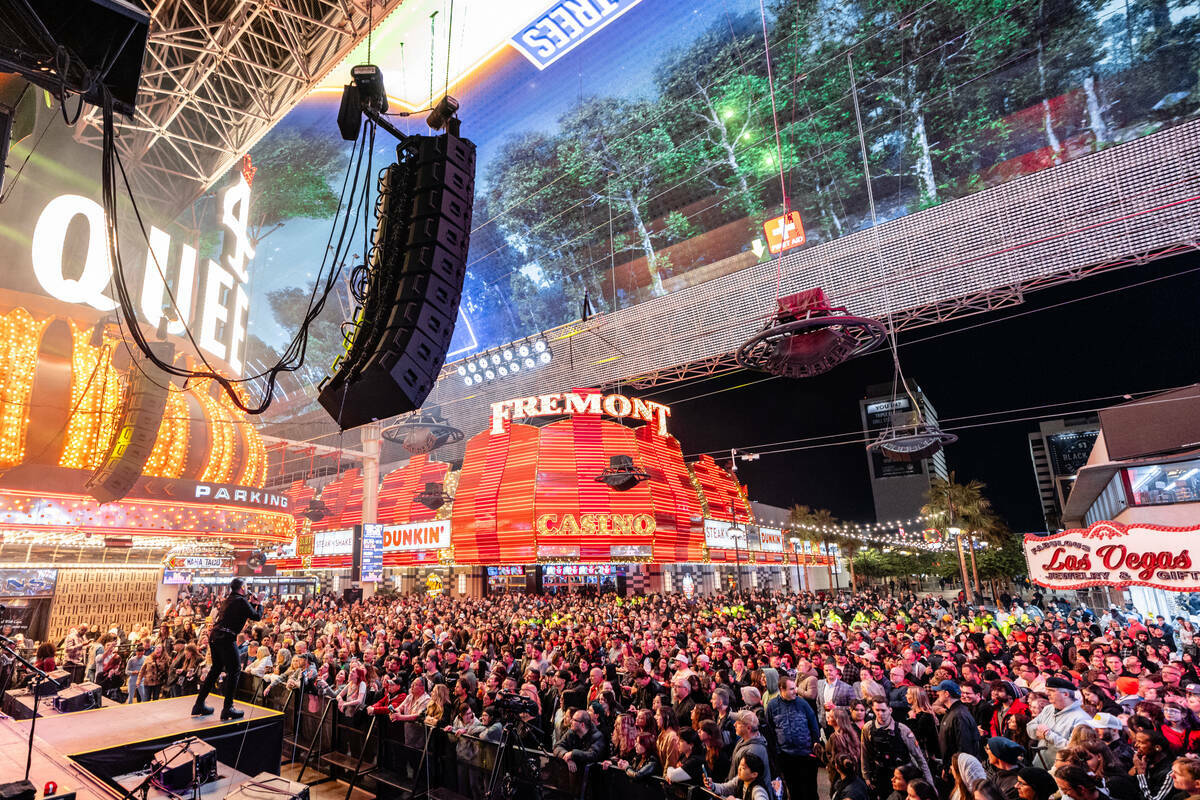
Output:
[224, 774, 309, 800]
[152, 737, 217, 791]
[0, 0, 149, 117]
[45, 669, 71, 692]
[0, 781, 35, 800]
[318, 132, 475, 429]
[85, 344, 173, 504]
[51, 682, 101, 713]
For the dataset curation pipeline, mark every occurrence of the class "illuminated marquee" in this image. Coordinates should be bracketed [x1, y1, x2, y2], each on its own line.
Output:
[29, 176, 255, 374]
[536, 513, 655, 536]
[491, 391, 670, 434]
[382, 520, 451, 551]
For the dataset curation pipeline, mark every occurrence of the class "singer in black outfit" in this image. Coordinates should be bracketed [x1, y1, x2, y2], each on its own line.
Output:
[191, 577, 262, 720]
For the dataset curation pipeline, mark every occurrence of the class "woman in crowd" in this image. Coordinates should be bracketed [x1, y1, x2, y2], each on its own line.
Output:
[907, 687, 942, 763]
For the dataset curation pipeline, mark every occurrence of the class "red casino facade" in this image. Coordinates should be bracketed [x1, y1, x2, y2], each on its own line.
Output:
[268, 389, 832, 596]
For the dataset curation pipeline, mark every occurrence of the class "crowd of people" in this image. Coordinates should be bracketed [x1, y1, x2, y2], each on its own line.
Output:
[17, 584, 1200, 800]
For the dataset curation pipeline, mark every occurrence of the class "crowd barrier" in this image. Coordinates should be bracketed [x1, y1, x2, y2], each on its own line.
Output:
[232, 676, 716, 800]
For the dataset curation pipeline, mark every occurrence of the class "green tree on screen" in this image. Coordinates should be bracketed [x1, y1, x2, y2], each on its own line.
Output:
[655, 17, 772, 218]
[246, 130, 346, 243]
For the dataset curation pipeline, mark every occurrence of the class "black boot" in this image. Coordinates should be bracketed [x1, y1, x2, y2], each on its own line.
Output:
[220, 706, 244, 720]
[191, 700, 214, 715]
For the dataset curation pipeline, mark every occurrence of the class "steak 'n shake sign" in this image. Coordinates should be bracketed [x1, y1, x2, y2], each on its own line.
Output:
[491, 390, 670, 434]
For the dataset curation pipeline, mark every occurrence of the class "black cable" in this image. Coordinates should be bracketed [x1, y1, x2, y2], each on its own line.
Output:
[100, 84, 376, 414]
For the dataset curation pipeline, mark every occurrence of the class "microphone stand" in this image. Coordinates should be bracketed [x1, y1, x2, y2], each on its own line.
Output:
[0, 633, 53, 783]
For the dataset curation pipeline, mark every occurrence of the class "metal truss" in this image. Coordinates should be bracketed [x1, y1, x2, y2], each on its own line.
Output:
[72, 0, 404, 214]
[407, 119, 1200, 460]
[618, 241, 1196, 389]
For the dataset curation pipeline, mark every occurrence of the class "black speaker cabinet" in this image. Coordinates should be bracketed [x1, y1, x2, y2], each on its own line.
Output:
[152, 737, 217, 791]
[50, 682, 101, 713]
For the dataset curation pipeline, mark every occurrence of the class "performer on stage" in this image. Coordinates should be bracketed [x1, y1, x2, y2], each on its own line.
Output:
[191, 577, 262, 720]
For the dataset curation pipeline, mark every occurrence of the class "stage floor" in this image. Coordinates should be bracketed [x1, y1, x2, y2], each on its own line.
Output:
[14, 695, 278, 755]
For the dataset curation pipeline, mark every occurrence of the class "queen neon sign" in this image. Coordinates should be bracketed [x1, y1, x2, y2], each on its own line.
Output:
[490, 390, 670, 434]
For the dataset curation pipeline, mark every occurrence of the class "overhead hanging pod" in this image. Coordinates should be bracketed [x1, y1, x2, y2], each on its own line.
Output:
[594, 454, 651, 491]
[736, 288, 887, 378]
[413, 481, 453, 510]
[381, 407, 465, 455]
[867, 409, 958, 462]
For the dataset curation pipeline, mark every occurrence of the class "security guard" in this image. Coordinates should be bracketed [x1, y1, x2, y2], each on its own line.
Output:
[192, 577, 262, 719]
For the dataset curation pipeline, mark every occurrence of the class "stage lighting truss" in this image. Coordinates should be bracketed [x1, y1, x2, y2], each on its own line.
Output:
[867, 410, 958, 462]
[381, 410, 465, 455]
[594, 455, 651, 491]
[454, 336, 552, 387]
[735, 288, 887, 379]
[413, 481, 453, 510]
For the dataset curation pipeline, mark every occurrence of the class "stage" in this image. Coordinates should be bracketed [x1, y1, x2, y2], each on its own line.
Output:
[2, 695, 284, 798]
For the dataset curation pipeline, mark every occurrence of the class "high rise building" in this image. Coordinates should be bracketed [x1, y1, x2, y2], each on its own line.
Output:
[859, 383, 948, 522]
[1028, 414, 1100, 531]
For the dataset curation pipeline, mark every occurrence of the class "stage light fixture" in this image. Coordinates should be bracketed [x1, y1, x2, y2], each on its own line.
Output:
[490, 354, 501, 366]
[519, 345, 530, 357]
[426, 95, 461, 132]
[539, 352, 551, 364]
[485, 369, 495, 380]
[524, 357, 535, 369]
[534, 339, 547, 353]
[457, 366, 466, 376]
[510, 362, 520, 373]
[463, 377, 471, 387]
[498, 366, 508, 377]
[503, 349, 513, 361]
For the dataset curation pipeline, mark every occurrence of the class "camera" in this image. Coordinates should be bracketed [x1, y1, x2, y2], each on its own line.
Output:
[494, 690, 539, 716]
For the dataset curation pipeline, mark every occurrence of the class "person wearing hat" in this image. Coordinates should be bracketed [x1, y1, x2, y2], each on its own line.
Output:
[1087, 712, 1134, 771]
[191, 577, 262, 719]
[1026, 676, 1091, 768]
[1017, 767, 1058, 800]
[985, 737, 1024, 800]
[936, 680, 983, 788]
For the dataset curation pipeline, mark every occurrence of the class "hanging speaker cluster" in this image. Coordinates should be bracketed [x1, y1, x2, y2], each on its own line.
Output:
[594, 455, 650, 491]
[84, 343, 173, 504]
[414, 481, 452, 510]
[381, 407, 464, 455]
[867, 410, 958, 462]
[318, 132, 476, 429]
[736, 288, 886, 379]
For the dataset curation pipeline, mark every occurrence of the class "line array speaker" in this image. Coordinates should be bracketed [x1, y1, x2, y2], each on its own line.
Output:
[319, 133, 475, 429]
[84, 344, 173, 504]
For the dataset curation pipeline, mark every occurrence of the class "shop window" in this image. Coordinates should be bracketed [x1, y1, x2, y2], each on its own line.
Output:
[1125, 458, 1200, 506]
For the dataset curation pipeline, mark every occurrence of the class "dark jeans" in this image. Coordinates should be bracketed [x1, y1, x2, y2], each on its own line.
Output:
[194, 634, 239, 710]
[777, 752, 820, 800]
[143, 684, 161, 701]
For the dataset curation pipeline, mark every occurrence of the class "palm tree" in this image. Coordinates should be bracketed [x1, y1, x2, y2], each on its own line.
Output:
[922, 472, 1006, 601]
[788, 504, 842, 591]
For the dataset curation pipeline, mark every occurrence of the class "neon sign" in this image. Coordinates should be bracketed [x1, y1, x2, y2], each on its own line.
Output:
[536, 512, 655, 536]
[29, 176, 255, 374]
[491, 390, 670, 434]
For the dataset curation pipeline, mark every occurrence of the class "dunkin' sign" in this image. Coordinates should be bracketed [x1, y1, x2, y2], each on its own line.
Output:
[382, 520, 451, 552]
[1024, 521, 1200, 590]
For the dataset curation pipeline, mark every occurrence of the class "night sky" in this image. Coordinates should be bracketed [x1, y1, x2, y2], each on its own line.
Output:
[650, 251, 1200, 532]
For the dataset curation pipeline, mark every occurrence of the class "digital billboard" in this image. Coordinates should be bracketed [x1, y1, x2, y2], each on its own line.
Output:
[2, 0, 1196, 421]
